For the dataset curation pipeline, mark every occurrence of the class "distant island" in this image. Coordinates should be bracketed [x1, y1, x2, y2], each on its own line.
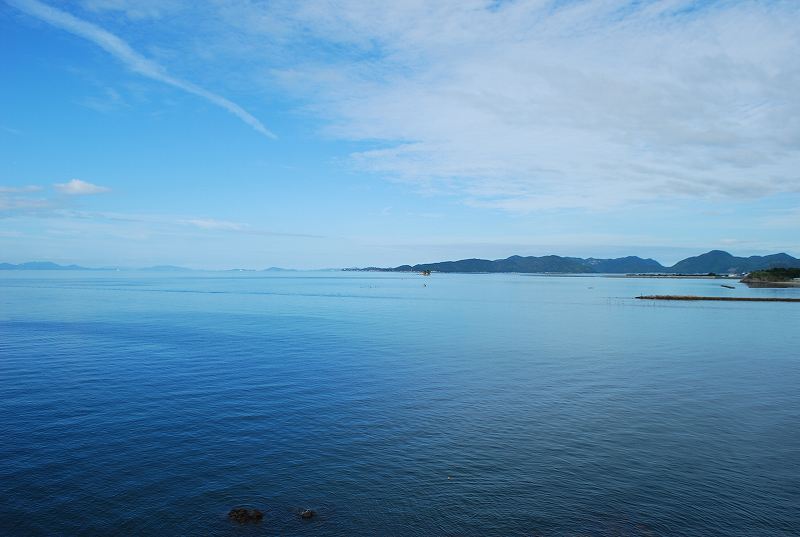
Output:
[350, 250, 800, 275]
[741, 267, 800, 287]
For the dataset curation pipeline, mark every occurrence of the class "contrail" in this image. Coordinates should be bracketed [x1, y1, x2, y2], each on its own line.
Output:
[8, 0, 276, 138]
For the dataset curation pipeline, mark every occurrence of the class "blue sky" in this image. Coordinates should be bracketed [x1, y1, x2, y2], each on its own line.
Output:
[2, 0, 799, 269]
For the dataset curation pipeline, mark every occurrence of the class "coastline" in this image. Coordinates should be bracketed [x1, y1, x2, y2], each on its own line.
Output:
[623, 274, 740, 279]
[742, 281, 800, 288]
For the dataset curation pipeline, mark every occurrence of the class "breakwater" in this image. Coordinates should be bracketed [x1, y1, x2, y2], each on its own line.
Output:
[636, 295, 800, 302]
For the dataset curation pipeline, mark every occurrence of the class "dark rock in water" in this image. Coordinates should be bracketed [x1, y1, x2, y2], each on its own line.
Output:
[228, 507, 263, 523]
[300, 509, 315, 519]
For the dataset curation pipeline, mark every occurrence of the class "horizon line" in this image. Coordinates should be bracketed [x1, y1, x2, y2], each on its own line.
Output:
[2, 248, 798, 273]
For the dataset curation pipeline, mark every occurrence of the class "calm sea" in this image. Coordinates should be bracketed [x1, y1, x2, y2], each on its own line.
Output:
[1, 271, 798, 536]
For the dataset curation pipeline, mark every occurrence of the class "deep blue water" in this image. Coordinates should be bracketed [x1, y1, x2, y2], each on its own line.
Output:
[1, 271, 798, 536]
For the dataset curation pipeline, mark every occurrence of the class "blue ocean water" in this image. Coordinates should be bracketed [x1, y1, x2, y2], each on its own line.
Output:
[0, 271, 798, 536]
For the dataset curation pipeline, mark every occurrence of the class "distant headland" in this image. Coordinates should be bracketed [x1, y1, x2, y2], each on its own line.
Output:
[740, 267, 800, 287]
[348, 250, 800, 275]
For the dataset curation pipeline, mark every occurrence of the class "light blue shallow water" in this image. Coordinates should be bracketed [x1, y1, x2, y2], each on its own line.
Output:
[0, 271, 798, 536]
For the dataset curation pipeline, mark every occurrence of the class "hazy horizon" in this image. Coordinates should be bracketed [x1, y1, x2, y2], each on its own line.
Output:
[2, 246, 799, 272]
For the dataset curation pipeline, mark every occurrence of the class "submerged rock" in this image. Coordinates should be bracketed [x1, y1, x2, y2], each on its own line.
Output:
[300, 509, 315, 519]
[228, 507, 264, 523]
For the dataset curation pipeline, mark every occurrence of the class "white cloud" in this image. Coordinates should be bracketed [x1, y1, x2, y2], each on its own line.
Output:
[0, 196, 50, 211]
[50, 210, 325, 238]
[54, 179, 110, 195]
[0, 185, 42, 193]
[255, 0, 800, 209]
[79, 0, 183, 21]
[0, 185, 48, 212]
[9, 0, 275, 138]
[180, 218, 247, 231]
[175, 217, 326, 238]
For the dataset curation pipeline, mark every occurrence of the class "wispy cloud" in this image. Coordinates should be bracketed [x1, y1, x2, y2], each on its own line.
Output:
[79, 86, 127, 113]
[54, 179, 110, 195]
[55, 210, 327, 238]
[8, 0, 275, 138]
[0, 185, 48, 214]
[0, 185, 42, 193]
[80, 0, 183, 21]
[178, 218, 326, 238]
[10, 1, 800, 214]
[0, 125, 22, 135]
[180, 218, 248, 231]
[261, 0, 800, 210]
[0, 195, 50, 212]
[70, 0, 800, 210]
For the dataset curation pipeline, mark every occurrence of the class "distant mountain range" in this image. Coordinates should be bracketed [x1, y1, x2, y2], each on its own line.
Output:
[0, 261, 88, 270]
[0, 262, 302, 272]
[0, 262, 187, 271]
[3, 250, 800, 274]
[381, 250, 800, 274]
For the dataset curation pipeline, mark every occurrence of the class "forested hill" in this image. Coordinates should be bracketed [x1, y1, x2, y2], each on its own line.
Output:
[385, 250, 800, 274]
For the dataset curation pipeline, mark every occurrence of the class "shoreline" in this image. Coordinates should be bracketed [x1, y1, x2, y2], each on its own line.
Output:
[742, 281, 800, 288]
[623, 274, 739, 279]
